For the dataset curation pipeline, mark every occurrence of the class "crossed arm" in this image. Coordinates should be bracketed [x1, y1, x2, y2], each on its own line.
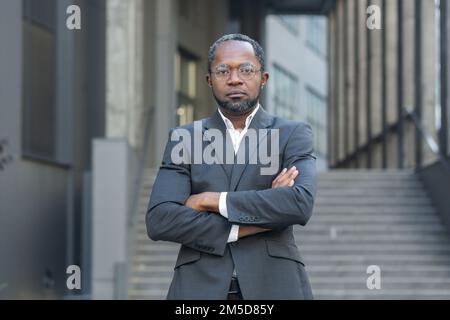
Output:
[146, 122, 316, 256]
[185, 166, 300, 239]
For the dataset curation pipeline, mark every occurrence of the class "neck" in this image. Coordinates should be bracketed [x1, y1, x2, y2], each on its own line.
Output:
[219, 105, 258, 130]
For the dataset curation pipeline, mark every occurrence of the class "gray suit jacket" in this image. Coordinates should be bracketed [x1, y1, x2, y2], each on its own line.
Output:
[146, 107, 317, 300]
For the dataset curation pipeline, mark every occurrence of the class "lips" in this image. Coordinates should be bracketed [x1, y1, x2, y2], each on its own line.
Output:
[226, 91, 247, 98]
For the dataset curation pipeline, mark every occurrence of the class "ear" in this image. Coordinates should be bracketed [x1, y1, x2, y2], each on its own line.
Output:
[206, 73, 212, 87]
[261, 71, 269, 88]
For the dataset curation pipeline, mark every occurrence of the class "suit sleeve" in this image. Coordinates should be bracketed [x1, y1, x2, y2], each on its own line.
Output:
[146, 129, 232, 256]
[225, 122, 317, 230]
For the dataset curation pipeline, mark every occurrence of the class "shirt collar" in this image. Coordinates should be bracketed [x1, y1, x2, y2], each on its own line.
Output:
[217, 104, 260, 131]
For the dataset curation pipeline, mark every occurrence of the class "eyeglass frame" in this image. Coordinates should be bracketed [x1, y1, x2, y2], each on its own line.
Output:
[210, 63, 263, 81]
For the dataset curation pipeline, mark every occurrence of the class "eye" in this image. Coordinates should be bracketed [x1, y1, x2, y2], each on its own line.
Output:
[215, 69, 229, 75]
[239, 66, 254, 74]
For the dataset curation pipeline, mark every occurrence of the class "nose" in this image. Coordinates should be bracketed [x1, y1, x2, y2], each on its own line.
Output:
[226, 69, 243, 85]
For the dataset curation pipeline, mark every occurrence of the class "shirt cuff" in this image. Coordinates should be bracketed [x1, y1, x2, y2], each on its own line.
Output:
[219, 192, 228, 218]
[227, 225, 240, 243]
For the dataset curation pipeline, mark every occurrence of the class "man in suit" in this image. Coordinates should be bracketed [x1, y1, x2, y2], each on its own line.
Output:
[146, 34, 316, 300]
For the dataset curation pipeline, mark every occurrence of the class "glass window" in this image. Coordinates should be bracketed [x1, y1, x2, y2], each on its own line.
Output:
[273, 64, 298, 120]
[22, 0, 57, 161]
[278, 15, 299, 36]
[306, 87, 327, 158]
[175, 50, 197, 126]
[306, 16, 327, 57]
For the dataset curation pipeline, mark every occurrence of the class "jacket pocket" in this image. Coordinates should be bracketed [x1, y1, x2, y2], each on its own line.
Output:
[174, 246, 202, 269]
[265, 240, 305, 266]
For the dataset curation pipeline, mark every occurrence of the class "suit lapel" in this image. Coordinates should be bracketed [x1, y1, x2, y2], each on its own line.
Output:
[229, 107, 274, 191]
[203, 111, 233, 180]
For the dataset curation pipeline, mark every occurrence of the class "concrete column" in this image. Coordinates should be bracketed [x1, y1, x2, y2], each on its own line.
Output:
[421, 0, 438, 166]
[153, 0, 178, 166]
[337, 0, 345, 162]
[358, 0, 368, 149]
[369, 0, 382, 168]
[403, 0, 416, 169]
[347, 0, 355, 157]
[386, 0, 398, 126]
[91, 139, 130, 299]
[105, 0, 145, 150]
[328, 11, 336, 166]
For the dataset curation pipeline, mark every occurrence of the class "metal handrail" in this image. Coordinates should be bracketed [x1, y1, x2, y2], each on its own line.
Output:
[129, 107, 155, 227]
[122, 107, 155, 299]
[404, 106, 450, 173]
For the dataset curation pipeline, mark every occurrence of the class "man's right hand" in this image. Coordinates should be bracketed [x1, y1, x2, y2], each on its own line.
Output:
[238, 166, 299, 239]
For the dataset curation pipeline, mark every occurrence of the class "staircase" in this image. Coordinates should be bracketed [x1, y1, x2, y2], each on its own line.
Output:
[297, 169, 450, 299]
[128, 169, 450, 299]
[128, 169, 177, 300]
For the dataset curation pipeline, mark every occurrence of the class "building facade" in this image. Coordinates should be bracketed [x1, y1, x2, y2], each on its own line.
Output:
[327, 0, 450, 171]
[266, 14, 328, 171]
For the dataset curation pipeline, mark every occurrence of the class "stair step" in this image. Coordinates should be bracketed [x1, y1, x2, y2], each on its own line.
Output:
[295, 236, 450, 244]
[295, 224, 446, 232]
[316, 189, 426, 196]
[301, 254, 450, 264]
[309, 282, 450, 290]
[307, 215, 439, 224]
[129, 277, 171, 284]
[317, 181, 423, 188]
[309, 277, 450, 284]
[300, 244, 450, 253]
[312, 289, 450, 299]
[131, 270, 174, 279]
[128, 289, 167, 299]
[129, 282, 171, 291]
[308, 265, 450, 272]
[315, 197, 431, 205]
[318, 169, 414, 175]
[310, 206, 436, 214]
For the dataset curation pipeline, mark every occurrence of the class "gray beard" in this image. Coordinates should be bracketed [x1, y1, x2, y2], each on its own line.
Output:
[212, 89, 260, 115]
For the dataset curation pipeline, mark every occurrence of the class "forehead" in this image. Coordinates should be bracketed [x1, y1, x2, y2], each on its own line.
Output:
[212, 40, 259, 67]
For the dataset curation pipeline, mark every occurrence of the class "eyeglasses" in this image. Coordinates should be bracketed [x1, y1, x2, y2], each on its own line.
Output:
[212, 64, 261, 81]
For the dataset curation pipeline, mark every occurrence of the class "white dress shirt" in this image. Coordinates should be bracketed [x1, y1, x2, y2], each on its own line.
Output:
[217, 105, 260, 243]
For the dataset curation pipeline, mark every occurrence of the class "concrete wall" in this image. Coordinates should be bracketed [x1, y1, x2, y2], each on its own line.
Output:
[0, 0, 107, 298]
[0, 0, 68, 299]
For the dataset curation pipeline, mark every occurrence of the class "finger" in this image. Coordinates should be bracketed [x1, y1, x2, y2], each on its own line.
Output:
[276, 168, 287, 179]
[290, 170, 299, 179]
[272, 168, 287, 185]
[279, 167, 296, 182]
[288, 180, 294, 187]
[277, 176, 292, 188]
